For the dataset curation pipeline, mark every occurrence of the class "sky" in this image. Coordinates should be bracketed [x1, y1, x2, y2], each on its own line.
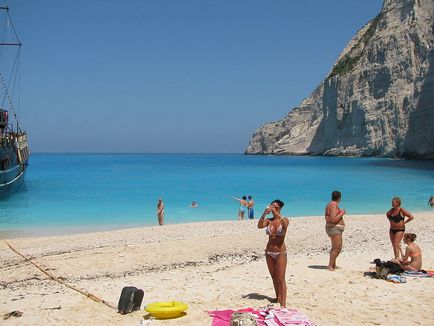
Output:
[1, 0, 383, 153]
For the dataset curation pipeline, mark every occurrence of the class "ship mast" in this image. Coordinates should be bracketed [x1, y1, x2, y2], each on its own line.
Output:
[0, 5, 22, 132]
[0, 6, 21, 46]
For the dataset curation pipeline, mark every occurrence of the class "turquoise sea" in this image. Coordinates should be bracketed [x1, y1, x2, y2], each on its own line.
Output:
[0, 154, 433, 237]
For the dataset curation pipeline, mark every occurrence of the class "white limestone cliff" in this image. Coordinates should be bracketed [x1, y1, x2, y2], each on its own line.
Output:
[245, 0, 434, 158]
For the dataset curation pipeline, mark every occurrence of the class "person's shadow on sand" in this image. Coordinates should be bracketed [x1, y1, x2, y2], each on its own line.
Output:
[307, 265, 329, 270]
[242, 293, 276, 302]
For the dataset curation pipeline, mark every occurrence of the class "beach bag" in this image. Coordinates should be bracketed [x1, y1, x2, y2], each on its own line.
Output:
[230, 312, 259, 326]
[117, 286, 144, 315]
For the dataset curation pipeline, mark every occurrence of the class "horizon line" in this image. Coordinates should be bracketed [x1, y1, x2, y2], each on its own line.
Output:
[30, 151, 246, 155]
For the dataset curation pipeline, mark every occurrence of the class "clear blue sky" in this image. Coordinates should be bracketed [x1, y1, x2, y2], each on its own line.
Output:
[4, 0, 383, 153]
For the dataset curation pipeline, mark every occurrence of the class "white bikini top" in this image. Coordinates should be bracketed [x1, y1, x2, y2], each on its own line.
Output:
[266, 223, 284, 236]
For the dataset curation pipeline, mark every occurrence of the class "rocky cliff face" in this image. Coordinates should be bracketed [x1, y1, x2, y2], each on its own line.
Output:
[245, 0, 434, 158]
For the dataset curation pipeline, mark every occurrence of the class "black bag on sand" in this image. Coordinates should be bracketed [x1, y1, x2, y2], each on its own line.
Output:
[117, 286, 144, 315]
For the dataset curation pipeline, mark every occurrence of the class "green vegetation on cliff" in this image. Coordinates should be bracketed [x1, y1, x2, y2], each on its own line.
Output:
[328, 13, 382, 79]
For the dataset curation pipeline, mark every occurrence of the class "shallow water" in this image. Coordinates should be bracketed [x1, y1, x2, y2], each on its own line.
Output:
[0, 154, 433, 236]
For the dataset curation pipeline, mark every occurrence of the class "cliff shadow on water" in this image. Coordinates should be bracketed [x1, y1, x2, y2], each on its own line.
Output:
[404, 47, 434, 159]
[368, 158, 434, 171]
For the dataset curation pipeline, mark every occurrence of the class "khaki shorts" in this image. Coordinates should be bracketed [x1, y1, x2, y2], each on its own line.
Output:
[326, 224, 345, 237]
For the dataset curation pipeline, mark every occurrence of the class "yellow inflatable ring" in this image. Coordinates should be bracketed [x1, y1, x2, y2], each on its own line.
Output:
[144, 301, 188, 319]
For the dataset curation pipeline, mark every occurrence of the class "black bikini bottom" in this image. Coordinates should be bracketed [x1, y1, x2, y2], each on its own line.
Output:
[390, 228, 405, 234]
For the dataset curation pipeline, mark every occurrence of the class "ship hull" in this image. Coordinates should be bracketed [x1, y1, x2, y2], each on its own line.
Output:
[0, 6, 29, 199]
[0, 164, 26, 198]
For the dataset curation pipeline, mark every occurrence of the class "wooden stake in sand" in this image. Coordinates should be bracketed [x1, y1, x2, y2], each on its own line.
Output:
[3, 240, 116, 310]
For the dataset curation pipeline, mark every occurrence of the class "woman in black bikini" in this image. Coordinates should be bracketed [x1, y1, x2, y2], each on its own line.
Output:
[257, 199, 288, 308]
[386, 197, 414, 259]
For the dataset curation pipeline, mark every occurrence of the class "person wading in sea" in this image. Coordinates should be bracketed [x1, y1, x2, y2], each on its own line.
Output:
[157, 198, 165, 226]
[232, 196, 247, 220]
[247, 195, 255, 219]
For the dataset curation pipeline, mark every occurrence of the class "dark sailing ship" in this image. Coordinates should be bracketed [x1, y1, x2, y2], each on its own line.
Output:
[0, 6, 29, 197]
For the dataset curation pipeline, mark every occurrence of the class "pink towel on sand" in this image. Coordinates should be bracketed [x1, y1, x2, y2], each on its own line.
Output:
[208, 309, 234, 326]
[274, 309, 315, 325]
[209, 308, 263, 326]
[208, 307, 314, 326]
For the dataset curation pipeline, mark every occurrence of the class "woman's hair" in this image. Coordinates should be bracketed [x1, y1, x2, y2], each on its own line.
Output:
[272, 199, 284, 208]
[242, 195, 247, 200]
[404, 233, 417, 242]
[392, 196, 401, 206]
[331, 191, 341, 201]
[248, 195, 252, 200]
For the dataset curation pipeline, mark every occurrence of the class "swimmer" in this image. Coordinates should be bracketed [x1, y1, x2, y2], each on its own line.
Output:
[190, 201, 199, 208]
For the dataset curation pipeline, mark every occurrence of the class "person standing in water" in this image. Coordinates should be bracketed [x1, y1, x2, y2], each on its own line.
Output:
[325, 191, 346, 271]
[157, 198, 165, 226]
[247, 195, 255, 219]
[232, 196, 247, 220]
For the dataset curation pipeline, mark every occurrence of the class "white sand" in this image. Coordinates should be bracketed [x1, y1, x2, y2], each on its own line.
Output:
[1, 212, 433, 325]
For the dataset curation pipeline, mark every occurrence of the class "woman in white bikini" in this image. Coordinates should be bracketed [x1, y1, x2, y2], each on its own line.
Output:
[257, 199, 288, 308]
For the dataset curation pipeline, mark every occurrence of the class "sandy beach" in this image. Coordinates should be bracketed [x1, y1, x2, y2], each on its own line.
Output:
[1, 212, 433, 325]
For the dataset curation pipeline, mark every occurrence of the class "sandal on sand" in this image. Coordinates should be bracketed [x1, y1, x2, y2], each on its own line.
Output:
[3, 310, 23, 320]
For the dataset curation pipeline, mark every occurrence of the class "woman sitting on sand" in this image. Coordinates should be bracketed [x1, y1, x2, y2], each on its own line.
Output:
[257, 199, 288, 308]
[392, 233, 422, 271]
[325, 191, 346, 271]
[386, 197, 414, 259]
